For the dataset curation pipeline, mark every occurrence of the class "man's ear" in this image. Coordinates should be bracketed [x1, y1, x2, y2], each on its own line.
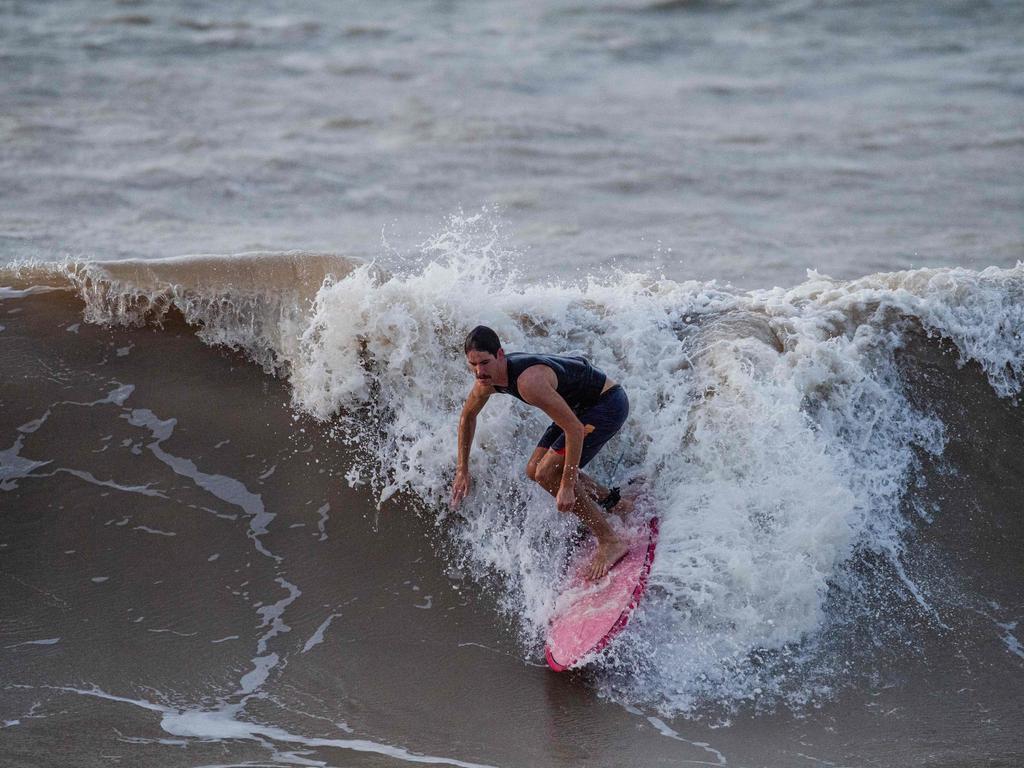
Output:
[497, 348, 505, 361]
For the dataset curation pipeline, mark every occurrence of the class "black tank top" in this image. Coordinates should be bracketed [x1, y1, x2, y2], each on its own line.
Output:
[494, 353, 607, 413]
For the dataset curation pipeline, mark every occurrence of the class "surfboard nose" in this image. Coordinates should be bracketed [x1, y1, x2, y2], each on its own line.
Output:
[545, 647, 570, 672]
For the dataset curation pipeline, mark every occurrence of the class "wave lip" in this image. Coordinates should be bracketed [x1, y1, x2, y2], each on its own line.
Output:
[2, 251, 368, 373]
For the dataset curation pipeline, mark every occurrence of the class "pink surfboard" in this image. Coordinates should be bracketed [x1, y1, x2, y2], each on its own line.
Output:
[545, 516, 659, 672]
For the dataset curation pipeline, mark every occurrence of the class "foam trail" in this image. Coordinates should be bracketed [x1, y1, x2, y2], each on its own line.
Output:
[49, 686, 499, 768]
[126, 408, 276, 561]
[14, 384, 134, 435]
[5, 638, 60, 649]
[55, 468, 167, 498]
[0, 436, 52, 489]
[997, 623, 1024, 660]
[621, 703, 727, 764]
[302, 613, 343, 654]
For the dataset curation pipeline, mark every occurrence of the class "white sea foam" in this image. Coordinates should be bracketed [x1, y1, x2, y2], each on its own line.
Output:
[51, 686, 492, 768]
[302, 612, 342, 654]
[8, 222, 1022, 715]
[282, 222, 1020, 712]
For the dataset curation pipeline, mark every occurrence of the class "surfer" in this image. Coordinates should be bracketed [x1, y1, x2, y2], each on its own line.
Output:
[450, 325, 630, 580]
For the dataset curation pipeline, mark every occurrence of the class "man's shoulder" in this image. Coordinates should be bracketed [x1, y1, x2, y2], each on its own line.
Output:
[517, 362, 558, 392]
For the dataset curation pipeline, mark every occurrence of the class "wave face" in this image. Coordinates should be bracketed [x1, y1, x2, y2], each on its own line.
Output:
[5, 226, 1023, 715]
[5, 251, 364, 374]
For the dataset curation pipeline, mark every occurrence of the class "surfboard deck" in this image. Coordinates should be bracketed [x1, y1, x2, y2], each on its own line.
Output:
[544, 515, 659, 671]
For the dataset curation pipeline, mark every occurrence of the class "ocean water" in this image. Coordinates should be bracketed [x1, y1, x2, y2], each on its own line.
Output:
[3, 0, 1022, 285]
[2, 1, 1024, 767]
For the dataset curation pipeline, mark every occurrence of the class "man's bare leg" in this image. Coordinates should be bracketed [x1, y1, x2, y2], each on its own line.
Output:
[534, 452, 629, 580]
[578, 470, 634, 520]
[528, 447, 632, 518]
[578, 471, 607, 502]
[528, 449, 632, 521]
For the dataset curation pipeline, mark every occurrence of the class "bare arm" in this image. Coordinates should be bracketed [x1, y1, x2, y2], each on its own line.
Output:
[451, 383, 492, 508]
[516, 366, 586, 495]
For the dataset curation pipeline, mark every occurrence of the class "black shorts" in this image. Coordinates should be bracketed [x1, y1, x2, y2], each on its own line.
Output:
[537, 385, 629, 468]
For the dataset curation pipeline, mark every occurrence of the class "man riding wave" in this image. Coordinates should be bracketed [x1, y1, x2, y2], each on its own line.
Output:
[450, 326, 630, 580]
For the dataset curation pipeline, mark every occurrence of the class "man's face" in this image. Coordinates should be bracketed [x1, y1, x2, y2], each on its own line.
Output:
[466, 349, 503, 384]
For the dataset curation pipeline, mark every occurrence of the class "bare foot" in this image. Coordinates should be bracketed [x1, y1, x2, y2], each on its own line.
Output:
[585, 536, 630, 580]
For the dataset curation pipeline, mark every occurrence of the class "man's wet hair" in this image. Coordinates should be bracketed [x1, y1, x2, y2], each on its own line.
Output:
[464, 325, 501, 356]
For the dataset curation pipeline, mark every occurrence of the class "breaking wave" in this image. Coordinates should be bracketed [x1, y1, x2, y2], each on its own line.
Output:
[4, 214, 1022, 716]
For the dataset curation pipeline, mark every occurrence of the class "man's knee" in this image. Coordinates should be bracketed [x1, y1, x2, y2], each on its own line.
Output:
[535, 455, 563, 488]
[525, 449, 546, 482]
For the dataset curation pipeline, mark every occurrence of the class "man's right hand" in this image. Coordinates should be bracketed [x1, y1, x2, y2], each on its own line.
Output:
[450, 468, 471, 509]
